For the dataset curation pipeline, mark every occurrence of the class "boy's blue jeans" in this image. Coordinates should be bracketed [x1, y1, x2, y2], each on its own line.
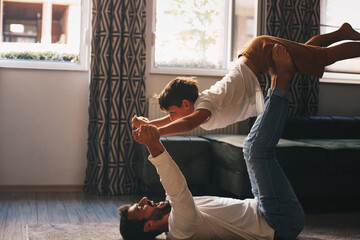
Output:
[243, 88, 305, 239]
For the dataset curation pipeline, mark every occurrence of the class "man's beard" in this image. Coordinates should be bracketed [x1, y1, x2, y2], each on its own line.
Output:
[149, 201, 172, 220]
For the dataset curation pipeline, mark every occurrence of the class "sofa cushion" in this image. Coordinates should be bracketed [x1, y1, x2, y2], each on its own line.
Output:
[200, 135, 248, 172]
[294, 139, 360, 196]
[297, 139, 360, 150]
[199, 135, 251, 198]
[201, 134, 330, 198]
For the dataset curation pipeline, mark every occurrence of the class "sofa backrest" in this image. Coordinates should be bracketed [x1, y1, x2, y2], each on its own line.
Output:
[282, 116, 360, 139]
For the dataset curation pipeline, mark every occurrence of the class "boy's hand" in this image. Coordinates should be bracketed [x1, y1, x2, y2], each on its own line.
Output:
[132, 115, 150, 129]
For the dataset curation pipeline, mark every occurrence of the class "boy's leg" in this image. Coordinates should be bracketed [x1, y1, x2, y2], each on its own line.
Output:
[326, 41, 360, 65]
[305, 22, 360, 47]
[306, 23, 360, 67]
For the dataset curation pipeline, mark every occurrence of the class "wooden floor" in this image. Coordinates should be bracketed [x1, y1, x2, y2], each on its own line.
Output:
[0, 192, 144, 240]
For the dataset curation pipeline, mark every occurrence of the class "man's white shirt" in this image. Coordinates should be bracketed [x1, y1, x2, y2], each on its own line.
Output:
[149, 150, 274, 240]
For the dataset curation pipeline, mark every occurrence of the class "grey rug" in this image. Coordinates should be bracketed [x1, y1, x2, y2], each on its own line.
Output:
[297, 212, 360, 240]
[24, 213, 360, 240]
[23, 223, 167, 240]
[298, 226, 360, 240]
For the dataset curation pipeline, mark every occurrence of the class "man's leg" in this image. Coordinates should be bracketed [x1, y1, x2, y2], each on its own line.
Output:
[243, 46, 304, 239]
[246, 44, 295, 198]
[243, 89, 304, 239]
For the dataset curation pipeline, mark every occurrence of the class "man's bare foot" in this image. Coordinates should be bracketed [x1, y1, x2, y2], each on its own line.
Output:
[270, 44, 295, 90]
[339, 22, 360, 41]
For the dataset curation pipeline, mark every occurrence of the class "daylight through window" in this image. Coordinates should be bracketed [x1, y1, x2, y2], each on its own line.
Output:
[153, 0, 256, 73]
[0, 0, 82, 64]
[320, 0, 360, 74]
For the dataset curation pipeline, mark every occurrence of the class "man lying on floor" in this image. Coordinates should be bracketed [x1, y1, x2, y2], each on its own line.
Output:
[119, 45, 305, 240]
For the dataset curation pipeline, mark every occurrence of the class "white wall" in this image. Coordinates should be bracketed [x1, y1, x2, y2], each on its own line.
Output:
[0, 68, 89, 185]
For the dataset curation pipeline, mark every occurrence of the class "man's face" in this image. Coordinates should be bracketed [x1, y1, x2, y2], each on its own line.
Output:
[127, 197, 171, 221]
[166, 100, 194, 121]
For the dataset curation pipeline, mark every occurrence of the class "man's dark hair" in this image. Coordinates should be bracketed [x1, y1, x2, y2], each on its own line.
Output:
[119, 205, 161, 240]
[157, 77, 199, 111]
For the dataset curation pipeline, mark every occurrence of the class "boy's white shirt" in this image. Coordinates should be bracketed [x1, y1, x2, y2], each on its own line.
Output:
[194, 58, 265, 130]
[149, 150, 274, 240]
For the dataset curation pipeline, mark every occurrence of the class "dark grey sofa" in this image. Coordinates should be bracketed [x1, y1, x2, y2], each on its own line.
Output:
[136, 116, 360, 199]
[135, 135, 212, 194]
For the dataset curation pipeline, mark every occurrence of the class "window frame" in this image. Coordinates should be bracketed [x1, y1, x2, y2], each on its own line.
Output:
[319, 0, 360, 84]
[320, 72, 360, 85]
[149, 0, 260, 77]
[0, 0, 91, 71]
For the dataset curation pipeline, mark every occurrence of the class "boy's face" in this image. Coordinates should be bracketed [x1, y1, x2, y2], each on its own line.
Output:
[166, 100, 194, 121]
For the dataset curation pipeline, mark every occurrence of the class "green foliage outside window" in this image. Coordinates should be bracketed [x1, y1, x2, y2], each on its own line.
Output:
[0, 51, 79, 62]
[170, 0, 219, 63]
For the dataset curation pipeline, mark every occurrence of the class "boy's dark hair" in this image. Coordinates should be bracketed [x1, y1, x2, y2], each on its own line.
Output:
[119, 205, 161, 240]
[157, 77, 199, 111]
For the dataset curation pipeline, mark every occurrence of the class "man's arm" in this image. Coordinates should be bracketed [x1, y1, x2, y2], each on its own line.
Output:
[133, 125, 202, 237]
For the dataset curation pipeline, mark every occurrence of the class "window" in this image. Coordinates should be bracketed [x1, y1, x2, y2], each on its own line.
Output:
[151, 0, 257, 76]
[320, 0, 360, 75]
[0, 0, 90, 70]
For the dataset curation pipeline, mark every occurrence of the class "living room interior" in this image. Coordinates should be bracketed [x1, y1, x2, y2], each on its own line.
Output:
[0, 0, 359, 239]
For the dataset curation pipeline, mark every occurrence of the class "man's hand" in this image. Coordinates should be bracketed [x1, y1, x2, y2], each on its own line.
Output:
[133, 125, 164, 157]
[132, 115, 150, 129]
[133, 124, 160, 144]
[270, 44, 295, 90]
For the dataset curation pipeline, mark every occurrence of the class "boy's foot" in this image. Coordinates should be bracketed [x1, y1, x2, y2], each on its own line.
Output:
[270, 44, 295, 91]
[340, 22, 360, 41]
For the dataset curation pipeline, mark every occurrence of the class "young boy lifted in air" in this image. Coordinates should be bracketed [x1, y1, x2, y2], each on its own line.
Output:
[132, 23, 360, 136]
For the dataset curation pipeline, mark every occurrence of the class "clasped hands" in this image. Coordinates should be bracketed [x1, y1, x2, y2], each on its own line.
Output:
[132, 115, 160, 145]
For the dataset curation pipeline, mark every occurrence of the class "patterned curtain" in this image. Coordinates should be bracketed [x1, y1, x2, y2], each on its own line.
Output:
[259, 0, 320, 116]
[84, 0, 147, 195]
